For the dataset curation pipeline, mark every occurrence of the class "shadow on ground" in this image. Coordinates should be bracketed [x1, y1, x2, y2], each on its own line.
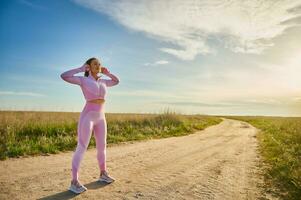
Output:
[37, 181, 110, 200]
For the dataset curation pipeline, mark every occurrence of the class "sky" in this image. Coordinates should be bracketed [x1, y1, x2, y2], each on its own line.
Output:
[0, 0, 301, 116]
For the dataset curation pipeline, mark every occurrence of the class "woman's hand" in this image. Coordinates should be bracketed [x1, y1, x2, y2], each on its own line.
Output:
[80, 63, 90, 72]
[101, 67, 110, 75]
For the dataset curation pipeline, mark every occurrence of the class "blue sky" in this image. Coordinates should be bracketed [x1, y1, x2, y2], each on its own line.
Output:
[1, 0, 301, 116]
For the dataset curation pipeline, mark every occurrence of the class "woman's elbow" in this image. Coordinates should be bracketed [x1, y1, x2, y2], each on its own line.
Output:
[60, 73, 70, 82]
[115, 78, 120, 85]
[60, 73, 66, 81]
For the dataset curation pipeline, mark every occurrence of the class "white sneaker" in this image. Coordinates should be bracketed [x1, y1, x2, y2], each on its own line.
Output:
[98, 171, 115, 183]
[68, 180, 88, 194]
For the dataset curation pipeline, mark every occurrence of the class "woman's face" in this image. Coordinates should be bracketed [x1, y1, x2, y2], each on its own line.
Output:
[89, 59, 102, 74]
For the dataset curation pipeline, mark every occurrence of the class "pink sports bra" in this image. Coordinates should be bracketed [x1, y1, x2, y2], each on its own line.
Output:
[60, 65, 120, 101]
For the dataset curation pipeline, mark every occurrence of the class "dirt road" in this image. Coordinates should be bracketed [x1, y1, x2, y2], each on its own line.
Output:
[0, 118, 272, 200]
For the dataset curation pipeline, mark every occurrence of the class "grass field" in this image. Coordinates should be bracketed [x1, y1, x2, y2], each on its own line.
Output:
[220, 115, 301, 200]
[1, 111, 300, 199]
[0, 110, 222, 160]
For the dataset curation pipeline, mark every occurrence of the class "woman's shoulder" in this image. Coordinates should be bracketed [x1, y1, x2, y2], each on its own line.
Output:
[81, 76, 89, 80]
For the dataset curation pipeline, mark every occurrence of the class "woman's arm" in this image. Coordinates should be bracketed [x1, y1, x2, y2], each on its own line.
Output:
[60, 65, 86, 86]
[102, 67, 120, 87]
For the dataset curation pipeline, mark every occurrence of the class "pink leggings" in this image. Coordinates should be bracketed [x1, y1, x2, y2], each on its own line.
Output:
[71, 102, 107, 181]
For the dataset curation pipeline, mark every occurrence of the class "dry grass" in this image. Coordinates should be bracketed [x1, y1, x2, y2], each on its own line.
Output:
[220, 115, 301, 200]
[0, 110, 222, 160]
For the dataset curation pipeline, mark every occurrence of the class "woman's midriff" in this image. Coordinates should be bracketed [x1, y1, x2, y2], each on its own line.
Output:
[83, 100, 105, 113]
[87, 98, 105, 105]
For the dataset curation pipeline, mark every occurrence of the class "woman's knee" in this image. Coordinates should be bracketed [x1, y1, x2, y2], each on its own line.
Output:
[96, 141, 106, 150]
[75, 141, 88, 153]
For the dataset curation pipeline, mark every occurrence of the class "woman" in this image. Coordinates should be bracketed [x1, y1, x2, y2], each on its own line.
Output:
[60, 57, 120, 194]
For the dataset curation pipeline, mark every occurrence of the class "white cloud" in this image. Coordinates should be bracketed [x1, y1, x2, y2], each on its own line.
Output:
[0, 91, 45, 97]
[144, 60, 169, 66]
[72, 0, 301, 60]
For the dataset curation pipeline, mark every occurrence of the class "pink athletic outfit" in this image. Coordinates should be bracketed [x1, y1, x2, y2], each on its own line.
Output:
[60, 65, 120, 181]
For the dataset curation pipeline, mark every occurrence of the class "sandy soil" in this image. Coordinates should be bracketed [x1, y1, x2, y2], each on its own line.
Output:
[0, 118, 274, 200]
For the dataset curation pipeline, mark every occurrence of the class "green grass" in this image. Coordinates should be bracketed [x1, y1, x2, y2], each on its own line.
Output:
[2, 110, 300, 198]
[220, 115, 301, 200]
[0, 110, 222, 160]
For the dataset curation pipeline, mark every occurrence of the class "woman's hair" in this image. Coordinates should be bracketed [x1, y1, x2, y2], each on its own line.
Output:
[84, 57, 97, 77]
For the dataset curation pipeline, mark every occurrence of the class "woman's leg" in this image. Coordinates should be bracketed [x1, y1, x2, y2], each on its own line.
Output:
[93, 113, 107, 173]
[71, 111, 94, 181]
